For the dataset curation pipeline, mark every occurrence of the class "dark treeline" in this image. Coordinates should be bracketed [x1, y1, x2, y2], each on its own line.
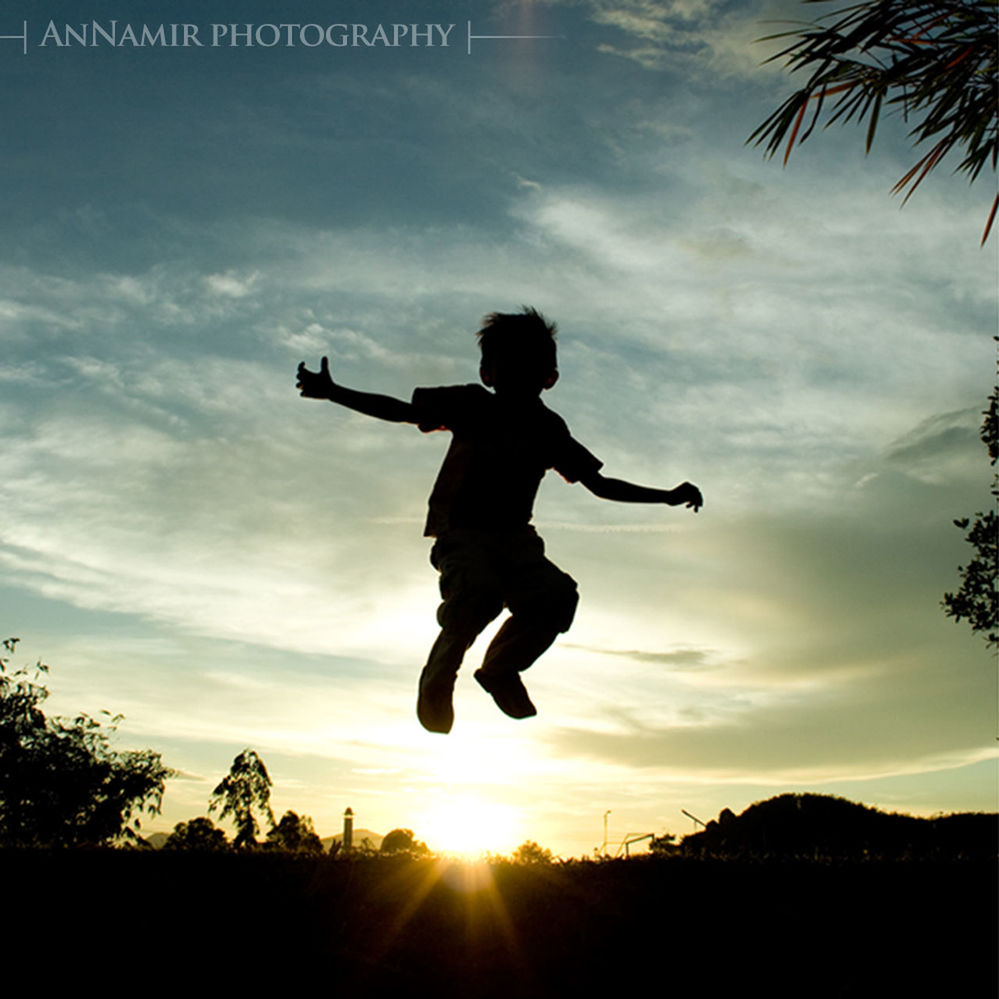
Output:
[4, 848, 994, 997]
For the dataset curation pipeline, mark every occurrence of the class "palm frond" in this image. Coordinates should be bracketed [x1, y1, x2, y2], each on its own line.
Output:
[749, 0, 998, 239]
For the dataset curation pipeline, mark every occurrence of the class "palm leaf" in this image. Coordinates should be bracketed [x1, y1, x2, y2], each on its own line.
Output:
[749, 0, 998, 240]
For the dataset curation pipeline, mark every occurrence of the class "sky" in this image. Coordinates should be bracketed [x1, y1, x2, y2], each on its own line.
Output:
[1, 0, 996, 858]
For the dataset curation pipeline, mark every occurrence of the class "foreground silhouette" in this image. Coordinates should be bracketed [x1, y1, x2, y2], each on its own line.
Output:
[297, 308, 702, 732]
[7, 848, 993, 997]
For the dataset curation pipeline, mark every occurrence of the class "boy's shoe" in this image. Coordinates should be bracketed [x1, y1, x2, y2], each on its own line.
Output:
[417, 664, 457, 734]
[474, 668, 537, 720]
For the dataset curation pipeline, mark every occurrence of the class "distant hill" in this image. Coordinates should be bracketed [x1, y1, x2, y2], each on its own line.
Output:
[683, 793, 996, 859]
[323, 828, 384, 853]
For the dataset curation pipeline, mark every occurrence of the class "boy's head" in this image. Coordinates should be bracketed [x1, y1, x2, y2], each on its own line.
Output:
[477, 306, 559, 395]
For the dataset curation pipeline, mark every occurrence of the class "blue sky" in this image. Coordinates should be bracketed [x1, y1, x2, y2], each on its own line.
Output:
[1, 0, 995, 856]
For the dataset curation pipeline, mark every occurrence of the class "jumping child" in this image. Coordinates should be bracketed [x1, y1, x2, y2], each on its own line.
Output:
[296, 307, 702, 734]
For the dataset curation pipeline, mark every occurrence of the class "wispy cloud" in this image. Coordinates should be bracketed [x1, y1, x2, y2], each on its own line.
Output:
[564, 0, 799, 76]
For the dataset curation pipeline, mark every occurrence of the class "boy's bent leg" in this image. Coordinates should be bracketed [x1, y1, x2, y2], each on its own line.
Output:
[475, 543, 579, 720]
[484, 547, 579, 675]
[474, 604, 571, 720]
[418, 532, 504, 734]
[478, 613, 568, 674]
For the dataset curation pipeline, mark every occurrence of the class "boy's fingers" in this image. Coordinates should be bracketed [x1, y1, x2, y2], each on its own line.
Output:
[321, 356, 330, 375]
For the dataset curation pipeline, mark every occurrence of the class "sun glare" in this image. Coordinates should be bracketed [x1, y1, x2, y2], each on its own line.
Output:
[416, 797, 521, 858]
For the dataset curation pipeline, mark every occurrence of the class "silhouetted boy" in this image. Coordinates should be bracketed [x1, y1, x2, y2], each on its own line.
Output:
[296, 308, 702, 734]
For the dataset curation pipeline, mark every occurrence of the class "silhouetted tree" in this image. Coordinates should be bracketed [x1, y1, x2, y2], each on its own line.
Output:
[355, 836, 378, 856]
[0, 638, 171, 847]
[750, 0, 998, 242]
[209, 749, 275, 848]
[265, 810, 324, 854]
[512, 840, 554, 864]
[380, 828, 429, 856]
[163, 816, 230, 852]
[648, 832, 679, 855]
[943, 384, 998, 645]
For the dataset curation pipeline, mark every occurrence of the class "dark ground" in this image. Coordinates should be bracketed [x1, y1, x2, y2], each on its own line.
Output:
[5, 851, 994, 996]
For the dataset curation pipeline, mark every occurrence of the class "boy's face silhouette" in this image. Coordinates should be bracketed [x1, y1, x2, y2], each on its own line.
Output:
[480, 355, 558, 400]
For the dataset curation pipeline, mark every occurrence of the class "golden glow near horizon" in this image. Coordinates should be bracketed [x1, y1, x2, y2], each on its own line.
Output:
[404, 734, 535, 857]
[415, 796, 523, 858]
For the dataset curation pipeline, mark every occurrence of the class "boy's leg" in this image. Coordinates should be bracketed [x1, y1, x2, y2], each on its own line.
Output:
[418, 533, 503, 734]
[418, 630, 476, 734]
[475, 532, 578, 720]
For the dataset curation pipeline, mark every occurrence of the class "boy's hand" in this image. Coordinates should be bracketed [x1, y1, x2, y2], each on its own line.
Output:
[673, 482, 702, 512]
[296, 356, 334, 400]
[580, 471, 703, 510]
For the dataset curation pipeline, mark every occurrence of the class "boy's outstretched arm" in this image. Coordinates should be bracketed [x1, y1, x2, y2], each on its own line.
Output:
[296, 356, 417, 423]
[579, 471, 702, 512]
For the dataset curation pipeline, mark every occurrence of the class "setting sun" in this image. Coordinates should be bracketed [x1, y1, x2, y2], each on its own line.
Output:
[415, 796, 522, 858]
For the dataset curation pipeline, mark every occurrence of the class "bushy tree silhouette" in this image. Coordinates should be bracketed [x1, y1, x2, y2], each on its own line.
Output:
[163, 816, 230, 851]
[943, 384, 998, 646]
[265, 810, 324, 854]
[380, 828, 429, 856]
[648, 831, 678, 855]
[512, 840, 554, 864]
[354, 836, 379, 856]
[0, 638, 171, 847]
[208, 749, 275, 848]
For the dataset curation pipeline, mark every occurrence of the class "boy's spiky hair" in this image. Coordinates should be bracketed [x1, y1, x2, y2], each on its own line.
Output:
[476, 306, 558, 373]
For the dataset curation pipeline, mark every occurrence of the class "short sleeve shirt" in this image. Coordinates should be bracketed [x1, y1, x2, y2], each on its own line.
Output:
[411, 384, 602, 537]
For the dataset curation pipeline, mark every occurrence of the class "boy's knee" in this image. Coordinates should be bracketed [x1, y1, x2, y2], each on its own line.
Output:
[436, 590, 504, 636]
[512, 571, 578, 633]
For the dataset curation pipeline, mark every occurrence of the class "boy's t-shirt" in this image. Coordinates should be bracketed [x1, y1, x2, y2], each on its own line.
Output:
[412, 384, 602, 537]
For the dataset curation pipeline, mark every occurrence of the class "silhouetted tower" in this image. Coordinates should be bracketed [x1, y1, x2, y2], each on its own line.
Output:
[343, 807, 353, 853]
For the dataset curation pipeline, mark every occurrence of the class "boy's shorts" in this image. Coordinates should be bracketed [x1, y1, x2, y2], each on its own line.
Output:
[429, 527, 578, 636]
